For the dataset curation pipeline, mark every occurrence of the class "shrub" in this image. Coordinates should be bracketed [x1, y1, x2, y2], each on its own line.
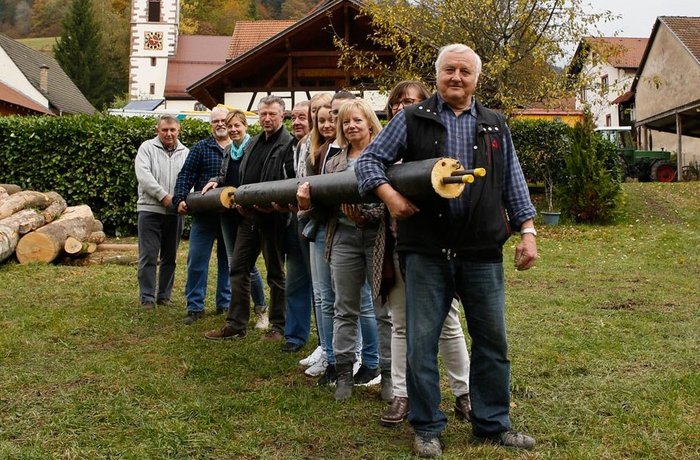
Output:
[510, 119, 570, 211]
[557, 116, 623, 223]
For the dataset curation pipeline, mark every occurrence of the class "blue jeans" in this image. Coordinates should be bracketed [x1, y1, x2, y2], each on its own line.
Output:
[221, 212, 266, 308]
[185, 214, 230, 313]
[404, 253, 511, 438]
[314, 224, 376, 366]
[284, 215, 313, 346]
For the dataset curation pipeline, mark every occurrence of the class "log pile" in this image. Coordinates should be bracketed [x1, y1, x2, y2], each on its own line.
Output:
[0, 185, 128, 265]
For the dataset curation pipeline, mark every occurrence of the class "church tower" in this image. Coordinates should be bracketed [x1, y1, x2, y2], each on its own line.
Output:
[129, 0, 179, 100]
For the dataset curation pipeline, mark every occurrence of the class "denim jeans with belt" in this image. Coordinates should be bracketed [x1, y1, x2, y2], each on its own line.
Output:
[185, 213, 230, 313]
[404, 253, 511, 438]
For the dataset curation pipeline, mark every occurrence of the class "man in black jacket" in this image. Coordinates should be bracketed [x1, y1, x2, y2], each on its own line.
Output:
[205, 96, 293, 340]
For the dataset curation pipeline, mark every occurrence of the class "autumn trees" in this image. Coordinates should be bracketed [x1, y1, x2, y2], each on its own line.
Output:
[338, 0, 614, 113]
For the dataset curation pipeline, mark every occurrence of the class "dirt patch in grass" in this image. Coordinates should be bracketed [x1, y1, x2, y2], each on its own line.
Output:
[598, 300, 641, 311]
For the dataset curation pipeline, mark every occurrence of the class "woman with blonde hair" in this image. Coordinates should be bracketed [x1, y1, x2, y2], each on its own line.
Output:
[202, 110, 267, 325]
[297, 99, 391, 401]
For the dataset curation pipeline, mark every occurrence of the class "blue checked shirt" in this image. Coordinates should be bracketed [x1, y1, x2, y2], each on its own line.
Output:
[173, 136, 228, 207]
[356, 94, 536, 226]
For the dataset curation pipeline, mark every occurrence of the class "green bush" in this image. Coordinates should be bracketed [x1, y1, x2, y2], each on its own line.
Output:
[0, 115, 212, 235]
[557, 117, 623, 223]
[510, 119, 570, 211]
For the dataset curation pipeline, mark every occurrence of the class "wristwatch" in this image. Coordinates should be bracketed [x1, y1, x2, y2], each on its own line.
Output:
[520, 227, 537, 237]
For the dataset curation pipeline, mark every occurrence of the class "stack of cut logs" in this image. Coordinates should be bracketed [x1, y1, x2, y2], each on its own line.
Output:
[0, 184, 111, 265]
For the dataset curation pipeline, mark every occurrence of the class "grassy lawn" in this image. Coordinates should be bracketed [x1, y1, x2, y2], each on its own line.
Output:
[16, 37, 57, 55]
[0, 182, 698, 459]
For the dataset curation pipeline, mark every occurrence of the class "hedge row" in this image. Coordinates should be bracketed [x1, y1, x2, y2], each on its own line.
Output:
[0, 114, 612, 236]
[0, 115, 212, 235]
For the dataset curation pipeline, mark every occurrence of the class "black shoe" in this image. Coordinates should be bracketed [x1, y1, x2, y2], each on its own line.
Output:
[215, 306, 228, 315]
[183, 311, 204, 325]
[281, 341, 304, 353]
[317, 364, 337, 386]
[353, 364, 380, 385]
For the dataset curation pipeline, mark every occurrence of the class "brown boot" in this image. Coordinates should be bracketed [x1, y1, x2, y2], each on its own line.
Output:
[454, 393, 471, 422]
[379, 396, 409, 426]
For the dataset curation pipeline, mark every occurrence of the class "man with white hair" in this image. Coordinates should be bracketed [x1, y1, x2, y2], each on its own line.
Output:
[356, 44, 538, 457]
[173, 106, 232, 324]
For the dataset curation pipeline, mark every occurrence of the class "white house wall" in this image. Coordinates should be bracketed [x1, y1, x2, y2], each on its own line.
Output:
[577, 60, 636, 127]
[0, 46, 49, 109]
[635, 24, 700, 121]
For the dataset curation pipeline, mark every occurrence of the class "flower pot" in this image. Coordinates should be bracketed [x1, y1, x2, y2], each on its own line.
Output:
[541, 211, 561, 226]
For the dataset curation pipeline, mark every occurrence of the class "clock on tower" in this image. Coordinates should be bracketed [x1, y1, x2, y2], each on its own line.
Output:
[144, 31, 163, 50]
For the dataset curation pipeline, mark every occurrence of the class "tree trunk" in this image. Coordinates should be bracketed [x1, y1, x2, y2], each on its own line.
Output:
[0, 184, 22, 195]
[0, 191, 51, 219]
[86, 231, 106, 244]
[0, 209, 47, 263]
[41, 192, 67, 224]
[95, 243, 138, 252]
[64, 237, 98, 256]
[15, 205, 95, 264]
[91, 220, 103, 233]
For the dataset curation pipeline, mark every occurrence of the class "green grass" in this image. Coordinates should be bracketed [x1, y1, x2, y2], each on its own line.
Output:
[0, 183, 698, 459]
[16, 37, 58, 55]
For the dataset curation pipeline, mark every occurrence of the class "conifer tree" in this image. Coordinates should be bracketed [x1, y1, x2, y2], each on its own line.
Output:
[53, 0, 109, 109]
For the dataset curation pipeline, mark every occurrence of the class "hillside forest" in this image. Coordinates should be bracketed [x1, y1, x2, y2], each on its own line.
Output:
[0, 0, 319, 108]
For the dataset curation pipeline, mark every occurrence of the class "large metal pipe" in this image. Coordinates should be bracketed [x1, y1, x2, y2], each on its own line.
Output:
[186, 158, 483, 213]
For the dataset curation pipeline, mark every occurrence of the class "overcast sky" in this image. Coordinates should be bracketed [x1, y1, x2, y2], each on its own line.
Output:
[585, 0, 699, 37]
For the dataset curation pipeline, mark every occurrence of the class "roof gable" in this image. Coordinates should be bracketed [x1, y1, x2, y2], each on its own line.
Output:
[187, 0, 390, 107]
[569, 37, 648, 75]
[661, 16, 700, 65]
[165, 35, 231, 98]
[227, 20, 297, 60]
[0, 33, 96, 114]
[0, 81, 51, 114]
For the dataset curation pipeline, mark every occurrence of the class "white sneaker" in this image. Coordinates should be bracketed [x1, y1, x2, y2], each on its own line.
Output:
[305, 358, 328, 377]
[254, 309, 269, 330]
[299, 346, 324, 367]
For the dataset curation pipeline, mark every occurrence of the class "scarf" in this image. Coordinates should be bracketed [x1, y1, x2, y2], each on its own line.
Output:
[230, 134, 250, 160]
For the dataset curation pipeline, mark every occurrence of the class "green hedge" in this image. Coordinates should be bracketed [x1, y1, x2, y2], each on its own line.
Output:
[0, 115, 213, 236]
[0, 114, 618, 235]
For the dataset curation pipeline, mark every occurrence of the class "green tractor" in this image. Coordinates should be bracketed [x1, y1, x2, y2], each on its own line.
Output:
[595, 126, 676, 182]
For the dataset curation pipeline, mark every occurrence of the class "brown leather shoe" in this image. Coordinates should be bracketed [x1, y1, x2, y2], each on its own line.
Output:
[263, 329, 283, 341]
[454, 393, 471, 422]
[379, 396, 409, 427]
[204, 325, 246, 340]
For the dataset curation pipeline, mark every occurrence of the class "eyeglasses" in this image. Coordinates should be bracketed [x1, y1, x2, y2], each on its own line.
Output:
[391, 98, 417, 110]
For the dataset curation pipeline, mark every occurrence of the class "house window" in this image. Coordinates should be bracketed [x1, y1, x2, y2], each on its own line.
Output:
[148, 0, 161, 22]
[606, 114, 611, 126]
[150, 57, 157, 66]
[601, 75, 609, 95]
[150, 83, 155, 95]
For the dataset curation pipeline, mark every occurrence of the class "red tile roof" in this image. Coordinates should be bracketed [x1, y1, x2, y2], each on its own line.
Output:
[226, 20, 297, 60]
[662, 16, 700, 64]
[0, 82, 50, 114]
[586, 37, 648, 68]
[165, 35, 231, 98]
